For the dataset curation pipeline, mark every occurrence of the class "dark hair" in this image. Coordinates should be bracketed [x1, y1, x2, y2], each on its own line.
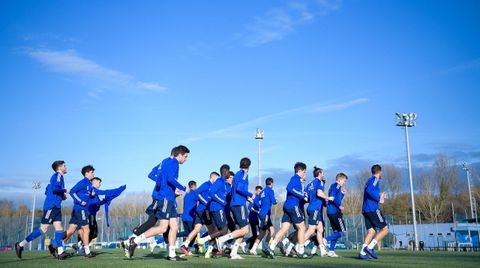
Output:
[336, 172, 348, 180]
[173, 145, 190, 157]
[240, 157, 251, 169]
[81, 165, 95, 176]
[294, 162, 307, 173]
[228, 171, 235, 177]
[220, 164, 230, 178]
[313, 166, 323, 178]
[371, 164, 382, 175]
[265, 177, 274, 186]
[92, 177, 102, 182]
[188, 180, 196, 188]
[51, 160, 65, 171]
[255, 185, 263, 191]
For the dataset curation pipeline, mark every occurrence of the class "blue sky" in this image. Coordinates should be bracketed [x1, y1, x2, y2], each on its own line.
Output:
[0, 0, 479, 204]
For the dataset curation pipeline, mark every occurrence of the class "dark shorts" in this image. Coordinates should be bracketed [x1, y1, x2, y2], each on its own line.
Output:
[41, 207, 62, 224]
[307, 209, 323, 226]
[183, 220, 194, 234]
[259, 213, 273, 230]
[363, 210, 388, 230]
[211, 210, 227, 229]
[231, 205, 249, 228]
[146, 198, 177, 220]
[327, 213, 346, 232]
[192, 213, 202, 225]
[69, 209, 89, 227]
[281, 206, 305, 224]
[196, 209, 212, 225]
[249, 212, 259, 225]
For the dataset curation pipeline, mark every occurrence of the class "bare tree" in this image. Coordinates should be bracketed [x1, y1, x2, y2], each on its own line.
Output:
[416, 172, 437, 223]
[415, 154, 458, 223]
[382, 164, 402, 200]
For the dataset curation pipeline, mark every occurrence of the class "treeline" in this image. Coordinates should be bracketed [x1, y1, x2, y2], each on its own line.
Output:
[342, 154, 480, 224]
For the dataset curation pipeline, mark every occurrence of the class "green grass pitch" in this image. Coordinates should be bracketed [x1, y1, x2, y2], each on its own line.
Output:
[1, 248, 480, 268]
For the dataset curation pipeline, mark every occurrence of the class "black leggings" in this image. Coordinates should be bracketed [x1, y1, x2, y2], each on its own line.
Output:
[133, 215, 158, 235]
[245, 222, 259, 249]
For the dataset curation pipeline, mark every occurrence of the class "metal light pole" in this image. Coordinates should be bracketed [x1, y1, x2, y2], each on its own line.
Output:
[462, 163, 475, 219]
[396, 112, 419, 251]
[30, 181, 41, 250]
[255, 128, 264, 186]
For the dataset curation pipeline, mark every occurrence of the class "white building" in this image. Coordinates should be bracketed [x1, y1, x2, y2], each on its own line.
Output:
[390, 222, 480, 248]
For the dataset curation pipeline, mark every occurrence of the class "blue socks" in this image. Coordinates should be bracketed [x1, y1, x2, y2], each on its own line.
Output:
[326, 232, 346, 251]
[325, 231, 344, 242]
[26, 228, 44, 242]
[55, 231, 63, 248]
[330, 240, 337, 251]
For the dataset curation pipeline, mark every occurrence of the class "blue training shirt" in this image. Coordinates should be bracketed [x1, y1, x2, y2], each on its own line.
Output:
[230, 169, 253, 207]
[284, 174, 305, 209]
[362, 176, 381, 213]
[259, 186, 277, 217]
[306, 178, 326, 211]
[208, 176, 228, 212]
[43, 172, 66, 210]
[196, 180, 212, 212]
[182, 189, 197, 222]
[70, 177, 93, 211]
[326, 182, 344, 214]
[156, 157, 186, 202]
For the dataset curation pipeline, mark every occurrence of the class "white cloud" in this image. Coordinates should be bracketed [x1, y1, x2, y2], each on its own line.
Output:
[312, 97, 369, 112]
[25, 48, 167, 93]
[238, 0, 342, 47]
[183, 97, 368, 143]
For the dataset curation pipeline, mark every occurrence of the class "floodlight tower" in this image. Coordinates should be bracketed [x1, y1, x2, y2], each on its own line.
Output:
[462, 163, 474, 219]
[396, 112, 419, 251]
[30, 181, 41, 250]
[255, 128, 264, 186]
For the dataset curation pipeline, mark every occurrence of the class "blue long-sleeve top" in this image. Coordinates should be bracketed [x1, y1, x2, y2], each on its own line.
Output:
[156, 157, 186, 201]
[230, 169, 253, 207]
[196, 180, 212, 212]
[284, 174, 305, 209]
[70, 177, 93, 211]
[306, 178, 326, 211]
[148, 159, 168, 200]
[248, 194, 261, 221]
[208, 176, 228, 212]
[182, 189, 197, 222]
[88, 185, 126, 214]
[43, 172, 67, 210]
[88, 185, 126, 226]
[88, 188, 108, 215]
[259, 186, 277, 216]
[326, 182, 344, 214]
[362, 176, 381, 213]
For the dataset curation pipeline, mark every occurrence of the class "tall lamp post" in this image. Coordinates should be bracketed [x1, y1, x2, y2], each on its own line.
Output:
[255, 128, 264, 186]
[30, 181, 41, 250]
[396, 112, 419, 251]
[462, 163, 475, 219]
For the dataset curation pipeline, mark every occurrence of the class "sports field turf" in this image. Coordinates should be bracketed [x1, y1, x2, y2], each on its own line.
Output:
[1, 248, 480, 268]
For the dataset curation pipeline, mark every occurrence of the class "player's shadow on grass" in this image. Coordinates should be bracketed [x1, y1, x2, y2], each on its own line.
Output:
[144, 252, 169, 259]
[1, 255, 52, 265]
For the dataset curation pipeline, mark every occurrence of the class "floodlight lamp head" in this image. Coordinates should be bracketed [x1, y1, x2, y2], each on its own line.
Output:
[255, 128, 264, 140]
